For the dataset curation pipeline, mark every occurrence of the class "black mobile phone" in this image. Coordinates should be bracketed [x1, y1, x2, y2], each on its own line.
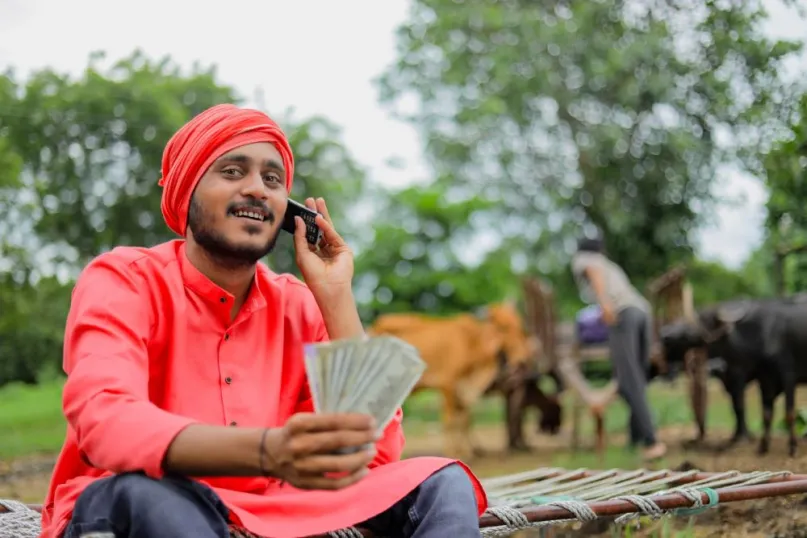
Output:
[282, 199, 323, 246]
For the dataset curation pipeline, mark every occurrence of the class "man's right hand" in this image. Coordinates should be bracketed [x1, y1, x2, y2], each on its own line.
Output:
[262, 412, 379, 490]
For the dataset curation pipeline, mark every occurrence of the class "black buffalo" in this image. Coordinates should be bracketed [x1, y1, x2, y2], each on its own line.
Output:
[660, 296, 807, 457]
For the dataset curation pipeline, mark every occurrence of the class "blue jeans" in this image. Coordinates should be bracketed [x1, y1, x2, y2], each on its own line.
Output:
[63, 464, 481, 538]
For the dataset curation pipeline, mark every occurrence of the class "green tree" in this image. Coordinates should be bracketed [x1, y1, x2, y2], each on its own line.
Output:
[0, 50, 368, 279]
[377, 0, 803, 282]
[354, 179, 522, 322]
[762, 93, 807, 293]
[0, 274, 72, 387]
[0, 50, 238, 270]
[687, 258, 769, 307]
[734, 239, 778, 297]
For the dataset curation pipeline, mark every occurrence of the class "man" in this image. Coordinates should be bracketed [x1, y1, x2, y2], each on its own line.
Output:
[41, 104, 487, 538]
[570, 235, 666, 461]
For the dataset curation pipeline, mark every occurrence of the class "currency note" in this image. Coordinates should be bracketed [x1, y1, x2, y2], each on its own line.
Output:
[327, 337, 360, 411]
[303, 344, 322, 413]
[342, 337, 394, 411]
[335, 338, 370, 412]
[303, 336, 426, 434]
[350, 341, 426, 431]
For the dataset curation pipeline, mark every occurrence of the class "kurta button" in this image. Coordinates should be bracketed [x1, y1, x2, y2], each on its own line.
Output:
[225, 376, 232, 384]
[229, 421, 237, 426]
[224, 333, 230, 341]
[220, 297, 227, 303]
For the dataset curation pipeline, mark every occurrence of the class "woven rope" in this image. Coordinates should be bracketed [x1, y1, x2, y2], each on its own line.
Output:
[480, 498, 599, 537]
[481, 506, 538, 537]
[0, 500, 41, 538]
[613, 495, 664, 524]
[548, 499, 598, 522]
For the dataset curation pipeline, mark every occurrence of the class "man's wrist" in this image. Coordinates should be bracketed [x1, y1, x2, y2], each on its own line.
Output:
[313, 285, 365, 340]
[259, 428, 273, 477]
[258, 428, 285, 479]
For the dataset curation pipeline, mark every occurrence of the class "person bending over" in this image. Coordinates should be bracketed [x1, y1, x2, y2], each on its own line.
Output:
[571, 236, 666, 461]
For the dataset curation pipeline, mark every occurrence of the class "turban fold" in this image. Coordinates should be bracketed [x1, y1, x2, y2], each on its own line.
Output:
[159, 103, 295, 236]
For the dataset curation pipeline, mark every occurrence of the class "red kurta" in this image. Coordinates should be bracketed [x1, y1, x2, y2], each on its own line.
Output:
[40, 240, 487, 538]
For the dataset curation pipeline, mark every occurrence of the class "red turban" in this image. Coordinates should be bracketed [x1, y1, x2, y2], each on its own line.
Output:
[158, 103, 295, 236]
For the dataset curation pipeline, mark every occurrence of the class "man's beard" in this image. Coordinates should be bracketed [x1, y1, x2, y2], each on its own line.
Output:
[187, 195, 281, 269]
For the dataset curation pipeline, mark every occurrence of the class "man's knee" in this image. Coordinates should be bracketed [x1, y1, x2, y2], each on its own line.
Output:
[420, 464, 477, 502]
[78, 473, 179, 513]
[71, 473, 229, 537]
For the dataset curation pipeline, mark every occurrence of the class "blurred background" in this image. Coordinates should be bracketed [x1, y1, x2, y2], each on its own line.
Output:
[2, 0, 807, 535]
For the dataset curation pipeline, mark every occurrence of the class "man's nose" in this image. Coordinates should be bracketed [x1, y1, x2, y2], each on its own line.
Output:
[241, 171, 267, 198]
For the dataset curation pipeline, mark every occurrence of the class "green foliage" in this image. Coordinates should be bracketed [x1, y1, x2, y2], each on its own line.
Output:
[354, 180, 523, 321]
[0, 379, 67, 460]
[686, 257, 771, 307]
[762, 92, 807, 293]
[377, 0, 803, 282]
[0, 275, 72, 386]
[0, 50, 239, 267]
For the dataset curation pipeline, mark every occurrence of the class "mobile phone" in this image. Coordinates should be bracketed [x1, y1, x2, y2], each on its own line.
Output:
[282, 199, 323, 246]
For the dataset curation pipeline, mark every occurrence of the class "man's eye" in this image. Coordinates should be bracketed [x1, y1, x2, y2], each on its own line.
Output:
[264, 174, 281, 183]
[222, 168, 242, 177]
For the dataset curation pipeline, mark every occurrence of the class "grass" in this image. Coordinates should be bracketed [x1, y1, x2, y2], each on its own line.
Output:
[403, 377, 743, 437]
[0, 379, 67, 460]
[0, 375, 753, 462]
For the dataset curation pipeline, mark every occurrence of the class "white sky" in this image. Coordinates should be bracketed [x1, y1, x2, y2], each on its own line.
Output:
[1, 0, 805, 269]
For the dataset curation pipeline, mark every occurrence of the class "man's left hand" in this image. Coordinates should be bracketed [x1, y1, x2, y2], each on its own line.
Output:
[293, 197, 354, 298]
[600, 302, 617, 326]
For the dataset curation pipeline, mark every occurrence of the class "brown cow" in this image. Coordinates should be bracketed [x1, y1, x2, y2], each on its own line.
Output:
[367, 301, 538, 461]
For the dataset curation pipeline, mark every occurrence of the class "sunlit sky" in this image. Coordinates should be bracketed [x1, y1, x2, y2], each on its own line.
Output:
[1, 0, 805, 269]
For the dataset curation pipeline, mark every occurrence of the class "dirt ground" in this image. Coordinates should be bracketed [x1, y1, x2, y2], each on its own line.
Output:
[404, 419, 807, 538]
[3, 421, 807, 537]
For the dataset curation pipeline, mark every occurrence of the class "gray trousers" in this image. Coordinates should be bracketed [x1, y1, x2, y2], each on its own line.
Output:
[609, 306, 657, 446]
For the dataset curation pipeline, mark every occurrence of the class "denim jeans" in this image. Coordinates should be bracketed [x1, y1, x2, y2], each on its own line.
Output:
[63, 463, 481, 538]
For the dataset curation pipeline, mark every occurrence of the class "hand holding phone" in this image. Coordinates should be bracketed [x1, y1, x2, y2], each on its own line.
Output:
[282, 199, 323, 246]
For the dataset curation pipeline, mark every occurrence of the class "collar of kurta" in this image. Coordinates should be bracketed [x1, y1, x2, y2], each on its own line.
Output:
[177, 241, 270, 315]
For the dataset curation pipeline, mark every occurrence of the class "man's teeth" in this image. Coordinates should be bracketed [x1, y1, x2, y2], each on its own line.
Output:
[234, 210, 265, 221]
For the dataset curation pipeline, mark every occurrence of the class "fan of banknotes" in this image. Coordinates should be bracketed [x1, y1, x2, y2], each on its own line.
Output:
[303, 336, 427, 433]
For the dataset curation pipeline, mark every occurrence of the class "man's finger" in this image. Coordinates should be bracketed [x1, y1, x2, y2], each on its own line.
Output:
[287, 412, 376, 434]
[291, 216, 310, 252]
[315, 197, 333, 225]
[293, 449, 375, 475]
[314, 215, 346, 249]
[288, 430, 378, 457]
